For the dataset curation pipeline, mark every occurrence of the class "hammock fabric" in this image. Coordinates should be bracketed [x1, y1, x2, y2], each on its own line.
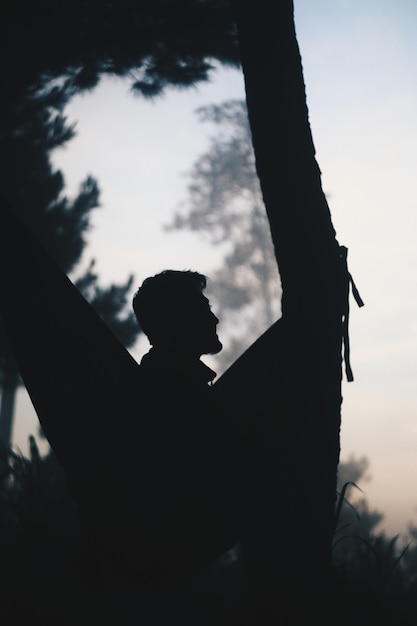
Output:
[0, 198, 326, 582]
[0, 201, 142, 475]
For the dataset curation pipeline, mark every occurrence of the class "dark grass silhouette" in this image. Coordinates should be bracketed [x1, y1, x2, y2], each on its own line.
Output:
[3, 438, 417, 625]
[331, 483, 417, 626]
[0, 437, 417, 626]
[0, 437, 248, 625]
[0, 438, 84, 624]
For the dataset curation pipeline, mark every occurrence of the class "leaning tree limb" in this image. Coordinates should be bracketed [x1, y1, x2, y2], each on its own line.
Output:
[231, 0, 362, 619]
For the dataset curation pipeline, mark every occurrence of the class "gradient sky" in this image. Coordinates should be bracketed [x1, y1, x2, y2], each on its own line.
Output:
[11, 0, 417, 538]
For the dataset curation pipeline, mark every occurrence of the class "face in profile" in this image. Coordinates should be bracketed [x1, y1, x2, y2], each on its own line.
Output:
[180, 293, 222, 357]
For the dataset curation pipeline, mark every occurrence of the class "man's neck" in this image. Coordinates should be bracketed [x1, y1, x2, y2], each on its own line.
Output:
[142, 346, 217, 385]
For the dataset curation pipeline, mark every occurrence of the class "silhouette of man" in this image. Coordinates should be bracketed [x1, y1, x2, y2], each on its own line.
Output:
[133, 269, 222, 381]
[102, 270, 240, 589]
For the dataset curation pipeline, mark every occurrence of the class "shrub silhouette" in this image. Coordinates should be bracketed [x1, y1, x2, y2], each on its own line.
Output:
[3, 437, 417, 625]
[0, 437, 84, 623]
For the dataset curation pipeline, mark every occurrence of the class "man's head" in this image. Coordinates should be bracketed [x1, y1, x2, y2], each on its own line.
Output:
[132, 270, 222, 357]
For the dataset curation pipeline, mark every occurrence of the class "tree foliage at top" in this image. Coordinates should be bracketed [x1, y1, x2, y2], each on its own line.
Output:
[1, 0, 239, 106]
[167, 100, 281, 367]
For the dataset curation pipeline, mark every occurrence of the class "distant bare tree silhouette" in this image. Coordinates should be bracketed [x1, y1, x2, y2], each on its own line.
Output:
[167, 99, 281, 369]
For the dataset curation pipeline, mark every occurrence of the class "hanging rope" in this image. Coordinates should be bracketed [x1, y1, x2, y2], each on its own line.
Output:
[340, 246, 364, 382]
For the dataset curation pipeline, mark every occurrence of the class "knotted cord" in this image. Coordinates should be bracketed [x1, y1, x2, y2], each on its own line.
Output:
[340, 245, 364, 382]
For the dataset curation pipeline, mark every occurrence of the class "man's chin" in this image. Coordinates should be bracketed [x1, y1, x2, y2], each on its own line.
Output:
[208, 338, 223, 355]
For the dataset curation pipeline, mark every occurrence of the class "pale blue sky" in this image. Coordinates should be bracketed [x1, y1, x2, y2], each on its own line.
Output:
[11, 1, 417, 537]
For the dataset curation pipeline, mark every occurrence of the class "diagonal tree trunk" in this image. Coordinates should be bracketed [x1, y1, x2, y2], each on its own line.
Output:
[231, 0, 352, 619]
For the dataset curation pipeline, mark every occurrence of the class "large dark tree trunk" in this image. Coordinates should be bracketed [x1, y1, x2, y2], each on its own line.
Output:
[231, 0, 350, 619]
